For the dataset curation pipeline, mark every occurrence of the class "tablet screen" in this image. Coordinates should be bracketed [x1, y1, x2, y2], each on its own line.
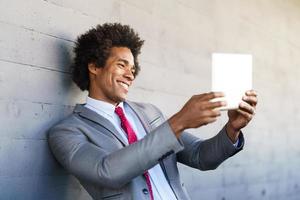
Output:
[211, 53, 252, 110]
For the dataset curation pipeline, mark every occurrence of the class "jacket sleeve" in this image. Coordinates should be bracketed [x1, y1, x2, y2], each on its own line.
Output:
[176, 126, 244, 170]
[146, 103, 244, 171]
[48, 118, 184, 189]
[147, 103, 244, 171]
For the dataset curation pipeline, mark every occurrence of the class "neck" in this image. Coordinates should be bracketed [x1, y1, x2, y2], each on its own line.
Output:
[88, 94, 120, 107]
[88, 83, 123, 106]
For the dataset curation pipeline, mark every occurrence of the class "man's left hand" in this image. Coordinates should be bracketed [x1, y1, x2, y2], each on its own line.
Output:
[226, 90, 258, 143]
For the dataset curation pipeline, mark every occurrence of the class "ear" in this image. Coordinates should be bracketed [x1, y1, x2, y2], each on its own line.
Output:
[88, 63, 100, 75]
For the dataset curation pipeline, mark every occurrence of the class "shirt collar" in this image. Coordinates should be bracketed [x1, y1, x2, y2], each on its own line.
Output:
[86, 96, 124, 119]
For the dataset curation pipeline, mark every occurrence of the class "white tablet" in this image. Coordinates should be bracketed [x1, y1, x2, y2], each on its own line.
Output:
[211, 53, 252, 110]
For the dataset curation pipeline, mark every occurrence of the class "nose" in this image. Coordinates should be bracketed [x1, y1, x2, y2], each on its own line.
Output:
[124, 67, 134, 81]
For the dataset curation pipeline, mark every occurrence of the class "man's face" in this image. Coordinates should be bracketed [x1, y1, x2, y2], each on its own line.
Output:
[89, 47, 135, 105]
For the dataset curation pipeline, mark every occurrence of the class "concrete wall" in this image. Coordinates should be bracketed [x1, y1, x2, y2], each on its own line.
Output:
[1, 0, 300, 199]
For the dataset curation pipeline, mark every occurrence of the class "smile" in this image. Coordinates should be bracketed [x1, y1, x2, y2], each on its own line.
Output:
[118, 81, 129, 90]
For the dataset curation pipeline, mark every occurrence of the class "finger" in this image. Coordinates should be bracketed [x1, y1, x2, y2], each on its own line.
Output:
[245, 90, 258, 97]
[202, 100, 227, 110]
[201, 117, 218, 126]
[236, 109, 253, 122]
[242, 95, 258, 107]
[201, 109, 221, 118]
[239, 101, 255, 115]
[201, 92, 225, 101]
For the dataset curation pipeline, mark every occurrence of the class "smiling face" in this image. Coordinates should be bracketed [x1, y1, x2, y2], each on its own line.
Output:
[88, 47, 135, 105]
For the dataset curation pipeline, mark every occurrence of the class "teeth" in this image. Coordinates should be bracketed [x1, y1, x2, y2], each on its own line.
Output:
[119, 82, 129, 90]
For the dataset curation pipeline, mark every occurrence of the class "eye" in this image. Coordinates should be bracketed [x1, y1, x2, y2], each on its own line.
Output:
[118, 63, 125, 68]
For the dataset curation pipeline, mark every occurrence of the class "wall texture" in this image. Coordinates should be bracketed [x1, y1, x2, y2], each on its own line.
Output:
[1, 0, 300, 199]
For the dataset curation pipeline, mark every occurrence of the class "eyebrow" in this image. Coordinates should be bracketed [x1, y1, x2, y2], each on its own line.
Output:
[117, 59, 135, 69]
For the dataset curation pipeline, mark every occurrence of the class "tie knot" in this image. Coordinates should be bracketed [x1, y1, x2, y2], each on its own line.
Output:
[115, 106, 125, 118]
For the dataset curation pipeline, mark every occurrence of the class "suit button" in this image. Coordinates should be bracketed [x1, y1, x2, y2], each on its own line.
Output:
[142, 188, 149, 195]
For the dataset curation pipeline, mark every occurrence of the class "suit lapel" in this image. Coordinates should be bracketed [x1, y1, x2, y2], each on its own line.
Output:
[125, 100, 152, 134]
[125, 102, 175, 181]
[74, 104, 128, 145]
[127, 102, 185, 197]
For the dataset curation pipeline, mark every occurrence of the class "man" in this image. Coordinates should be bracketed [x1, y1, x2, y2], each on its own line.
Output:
[48, 23, 257, 200]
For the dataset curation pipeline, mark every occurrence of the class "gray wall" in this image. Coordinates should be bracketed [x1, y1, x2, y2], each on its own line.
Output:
[1, 0, 300, 199]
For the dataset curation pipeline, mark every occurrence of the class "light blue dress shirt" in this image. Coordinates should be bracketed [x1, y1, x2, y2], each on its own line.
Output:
[85, 97, 177, 200]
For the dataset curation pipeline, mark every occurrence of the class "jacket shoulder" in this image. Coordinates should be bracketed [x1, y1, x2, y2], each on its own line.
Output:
[48, 113, 85, 136]
[127, 101, 163, 116]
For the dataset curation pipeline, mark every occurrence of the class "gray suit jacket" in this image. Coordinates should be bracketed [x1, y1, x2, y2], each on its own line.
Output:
[48, 101, 243, 200]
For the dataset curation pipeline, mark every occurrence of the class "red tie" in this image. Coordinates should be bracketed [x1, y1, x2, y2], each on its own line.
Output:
[115, 106, 154, 200]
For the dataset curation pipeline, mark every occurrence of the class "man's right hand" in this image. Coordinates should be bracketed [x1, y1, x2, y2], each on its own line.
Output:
[168, 92, 226, 138]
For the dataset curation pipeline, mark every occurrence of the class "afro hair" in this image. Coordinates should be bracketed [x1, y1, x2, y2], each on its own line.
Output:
[71, 23, 144, 91]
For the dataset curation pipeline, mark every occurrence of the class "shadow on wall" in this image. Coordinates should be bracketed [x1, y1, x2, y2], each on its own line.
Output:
[40, 35, 91, 200]
[1, 32, 90, 199]
[43, 35, 90, 200]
